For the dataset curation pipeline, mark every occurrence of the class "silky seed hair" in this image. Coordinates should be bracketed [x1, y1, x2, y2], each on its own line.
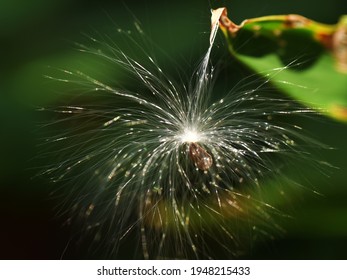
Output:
[39, 11, 324, 259]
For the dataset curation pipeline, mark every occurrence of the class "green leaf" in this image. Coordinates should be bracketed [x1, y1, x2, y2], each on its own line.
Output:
[216, 8, 347, 122]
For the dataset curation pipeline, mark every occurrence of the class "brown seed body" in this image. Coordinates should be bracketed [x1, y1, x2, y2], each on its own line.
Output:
[189, 142, 213, 171]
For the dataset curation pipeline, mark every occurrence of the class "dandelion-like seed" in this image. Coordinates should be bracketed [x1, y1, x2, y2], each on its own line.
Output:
[41, 10, 322, 259]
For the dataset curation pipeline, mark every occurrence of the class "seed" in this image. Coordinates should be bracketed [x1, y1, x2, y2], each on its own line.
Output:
[189, 142, 213, 171]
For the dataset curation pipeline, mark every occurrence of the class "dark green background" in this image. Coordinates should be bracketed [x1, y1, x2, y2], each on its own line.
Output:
[1, 0, 347, 259]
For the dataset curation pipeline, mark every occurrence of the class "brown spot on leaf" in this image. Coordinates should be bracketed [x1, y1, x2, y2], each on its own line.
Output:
[332, 18, 347, 73]
[217, 8, 241, 35]
[273, 29, 282, 36]
[316, 32, 334, 49]
[330, 104, 347, 121]
[284, 14, 310, 29]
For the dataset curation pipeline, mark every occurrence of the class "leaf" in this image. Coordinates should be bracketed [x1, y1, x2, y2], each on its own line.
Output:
[215, 7, 347, 122]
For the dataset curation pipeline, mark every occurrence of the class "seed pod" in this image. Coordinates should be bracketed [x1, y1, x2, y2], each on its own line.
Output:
[189, 142, 213, 171]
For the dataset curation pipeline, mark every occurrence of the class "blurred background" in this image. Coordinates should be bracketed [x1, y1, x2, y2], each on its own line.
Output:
[1, 0, 347, 259]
